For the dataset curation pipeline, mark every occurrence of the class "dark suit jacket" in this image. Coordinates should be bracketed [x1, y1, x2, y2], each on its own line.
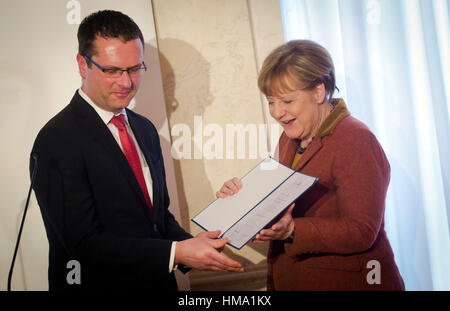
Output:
[267, 99, 404, 290]
[30, 91, 192, 291]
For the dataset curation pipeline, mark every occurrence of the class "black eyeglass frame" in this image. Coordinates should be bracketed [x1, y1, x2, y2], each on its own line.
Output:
[83, 55, 147, 76]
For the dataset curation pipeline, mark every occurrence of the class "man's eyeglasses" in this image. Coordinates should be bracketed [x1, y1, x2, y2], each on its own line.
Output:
[83, 55, 147, 78]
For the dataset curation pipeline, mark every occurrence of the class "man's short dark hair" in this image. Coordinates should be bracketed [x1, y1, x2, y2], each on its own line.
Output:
[78, 10, 144, 61]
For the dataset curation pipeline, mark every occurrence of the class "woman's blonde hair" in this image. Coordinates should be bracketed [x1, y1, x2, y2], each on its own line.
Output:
[258, 40, 337, 101]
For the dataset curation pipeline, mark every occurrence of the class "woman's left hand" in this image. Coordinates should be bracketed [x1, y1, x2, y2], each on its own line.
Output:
[253, 203, 295, 242]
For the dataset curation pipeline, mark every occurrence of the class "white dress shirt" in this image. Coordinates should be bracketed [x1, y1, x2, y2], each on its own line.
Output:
[78, 88, 177, 273]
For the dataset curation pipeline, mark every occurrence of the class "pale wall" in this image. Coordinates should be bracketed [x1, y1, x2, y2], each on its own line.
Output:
[152, 0, 284, 290]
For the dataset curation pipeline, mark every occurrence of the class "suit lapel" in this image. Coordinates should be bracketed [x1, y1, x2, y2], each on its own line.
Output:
[292, 138, 322, 171]
[70, 93, 152, 220]
[279, 135, 323, 171]
[126, 110, 161, 221]
[279, 138, 297, 167]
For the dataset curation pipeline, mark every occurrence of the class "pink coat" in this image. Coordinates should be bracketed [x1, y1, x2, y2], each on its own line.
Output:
[268, 100, 404, 290]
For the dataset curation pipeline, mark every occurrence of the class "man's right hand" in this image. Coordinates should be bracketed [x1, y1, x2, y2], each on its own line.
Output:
[174, 230, 243, 272]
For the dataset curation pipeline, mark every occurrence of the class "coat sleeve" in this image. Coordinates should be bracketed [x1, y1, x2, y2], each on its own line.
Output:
[284, 128, 390, 256]
[31, 125, 175, 279]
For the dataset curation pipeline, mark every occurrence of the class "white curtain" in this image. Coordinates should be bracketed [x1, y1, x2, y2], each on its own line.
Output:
[280, 0, 450, 290]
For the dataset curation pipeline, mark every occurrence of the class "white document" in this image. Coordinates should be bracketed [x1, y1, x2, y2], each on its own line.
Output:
[191, 157, 318, 249]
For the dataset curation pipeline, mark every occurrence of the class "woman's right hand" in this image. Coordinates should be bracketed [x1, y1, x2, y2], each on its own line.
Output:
[216, 177, 242, 198]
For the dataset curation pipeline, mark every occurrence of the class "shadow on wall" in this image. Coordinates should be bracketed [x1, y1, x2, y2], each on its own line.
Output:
[133, 42, 193, 290]
[157, 39, 208, 232]
[143, 38, 215, 233]
[132, 42, 187, 228]
[151, 38, 269, 290]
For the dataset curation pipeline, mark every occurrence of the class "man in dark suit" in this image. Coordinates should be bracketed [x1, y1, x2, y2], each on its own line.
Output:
[30, 10, 242, 291]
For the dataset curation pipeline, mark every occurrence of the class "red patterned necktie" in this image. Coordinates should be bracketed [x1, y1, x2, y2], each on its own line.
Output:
[110, 114, 152, 212]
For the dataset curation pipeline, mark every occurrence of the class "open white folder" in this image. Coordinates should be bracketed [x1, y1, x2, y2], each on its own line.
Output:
[191, 157, 318, 249]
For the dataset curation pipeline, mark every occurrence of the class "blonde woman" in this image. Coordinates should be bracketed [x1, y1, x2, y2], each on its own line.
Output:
[217, 40, 404, 290]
